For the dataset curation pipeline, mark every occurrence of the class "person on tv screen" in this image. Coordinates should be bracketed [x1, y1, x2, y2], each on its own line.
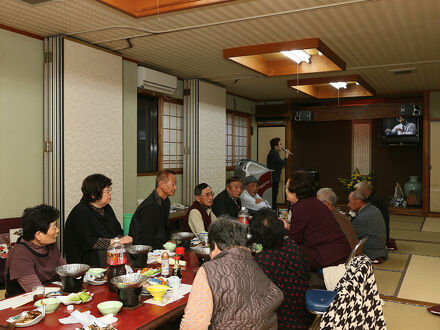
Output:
[384, 116, 417, 136]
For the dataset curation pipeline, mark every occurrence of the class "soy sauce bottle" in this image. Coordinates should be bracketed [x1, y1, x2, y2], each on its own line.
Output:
[107, 237, 127, 292]
[173, 256, 182, 279]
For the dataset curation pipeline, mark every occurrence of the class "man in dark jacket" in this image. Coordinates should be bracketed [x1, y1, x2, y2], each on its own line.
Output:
[212, 177, 242, 217]
[267, 137, 290, 209]
[355, 181, 396, 249]
[348, 190, 387, 263]
[129, 170, 176, 249]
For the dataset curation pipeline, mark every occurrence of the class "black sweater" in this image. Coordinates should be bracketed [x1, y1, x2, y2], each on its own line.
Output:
[64, 201, 123, 267]
[129, 190, 171, 249]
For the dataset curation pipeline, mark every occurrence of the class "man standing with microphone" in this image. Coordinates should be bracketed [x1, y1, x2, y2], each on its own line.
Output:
[267, 137, 291, 210]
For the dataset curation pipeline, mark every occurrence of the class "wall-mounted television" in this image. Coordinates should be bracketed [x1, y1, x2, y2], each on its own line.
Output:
[380, 116, 421, 145]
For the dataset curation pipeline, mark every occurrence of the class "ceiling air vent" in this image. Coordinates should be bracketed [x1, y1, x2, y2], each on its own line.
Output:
[388, 67, 416, 75]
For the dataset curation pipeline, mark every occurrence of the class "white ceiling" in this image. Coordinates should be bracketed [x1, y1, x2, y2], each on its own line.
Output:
[2, 0, 440, 100]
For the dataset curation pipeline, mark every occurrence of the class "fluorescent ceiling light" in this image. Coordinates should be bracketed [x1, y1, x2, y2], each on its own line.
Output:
[281, 50, 311, 64]
[329, 82, 347, 89]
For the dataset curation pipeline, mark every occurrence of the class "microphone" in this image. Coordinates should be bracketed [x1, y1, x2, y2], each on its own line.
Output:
[282, 148, 293, 156]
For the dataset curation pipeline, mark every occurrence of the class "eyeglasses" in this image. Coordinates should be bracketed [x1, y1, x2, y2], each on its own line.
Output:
[200, 192, 215, 197]
[103, 187, 112, 194]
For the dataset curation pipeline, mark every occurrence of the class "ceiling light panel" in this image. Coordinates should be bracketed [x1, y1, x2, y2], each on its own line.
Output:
[224, 38, 345, 77]
[288, 74, 374, 99]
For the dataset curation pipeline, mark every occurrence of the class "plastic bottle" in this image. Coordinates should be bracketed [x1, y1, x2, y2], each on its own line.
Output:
[238, 207, 249, 225]
[161, 251, 169, 276]
[107, 237, 127, 292]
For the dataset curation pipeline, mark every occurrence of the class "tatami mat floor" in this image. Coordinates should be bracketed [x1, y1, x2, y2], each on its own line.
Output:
[374, 214, 440, 329]
[422, 217, 440, 232]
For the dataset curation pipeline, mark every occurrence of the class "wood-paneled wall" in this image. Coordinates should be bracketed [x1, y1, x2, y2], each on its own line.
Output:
[257, 95, 424, 204]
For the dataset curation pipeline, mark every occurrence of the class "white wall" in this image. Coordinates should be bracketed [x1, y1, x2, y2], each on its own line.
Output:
[199, 81, 226, 195]
[64, 40, 123, 222]
[0, 28, 43, 217]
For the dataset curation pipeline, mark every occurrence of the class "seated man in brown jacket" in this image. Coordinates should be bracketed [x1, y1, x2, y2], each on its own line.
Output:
[317, 188, 359, 250]
[181, 217, 283, 329]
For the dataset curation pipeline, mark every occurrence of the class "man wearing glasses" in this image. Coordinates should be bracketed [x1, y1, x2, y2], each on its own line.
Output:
[240, 175, 271, 212]
[182, 183, 217, 235]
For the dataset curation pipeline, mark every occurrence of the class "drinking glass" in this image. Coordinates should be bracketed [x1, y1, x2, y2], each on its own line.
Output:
[32, 286, 45, 302]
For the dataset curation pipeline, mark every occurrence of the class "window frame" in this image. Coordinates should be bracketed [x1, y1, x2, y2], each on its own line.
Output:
[226, 110, 252, 170]
[137, 89, 184, 176]
[158, 97, 184, 174]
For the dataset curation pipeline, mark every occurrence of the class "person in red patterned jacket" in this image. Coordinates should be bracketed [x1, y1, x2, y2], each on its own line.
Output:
[250, 208, 314, 329]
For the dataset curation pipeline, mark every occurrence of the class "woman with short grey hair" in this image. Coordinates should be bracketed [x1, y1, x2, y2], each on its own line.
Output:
[181, 219, 283, 329]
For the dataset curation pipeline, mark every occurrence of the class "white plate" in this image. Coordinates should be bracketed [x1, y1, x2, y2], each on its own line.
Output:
[7, 308, 45, 327]
[149, 250, 175, 257]
[87, 279, 106, 285]
[140, 268, 161, 277]
[57, 292, 93, 305]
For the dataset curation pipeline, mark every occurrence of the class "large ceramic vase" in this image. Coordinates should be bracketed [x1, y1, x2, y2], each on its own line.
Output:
[404, 176, 422, 206]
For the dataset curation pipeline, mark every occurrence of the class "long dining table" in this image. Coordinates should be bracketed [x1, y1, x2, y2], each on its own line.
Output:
[0, 252, 200, 330]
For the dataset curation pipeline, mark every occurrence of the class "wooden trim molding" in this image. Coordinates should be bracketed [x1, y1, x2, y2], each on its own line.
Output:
[97, 0, 237, 18]
[224, 38, 345, 77]
[0, 24, 43, 40]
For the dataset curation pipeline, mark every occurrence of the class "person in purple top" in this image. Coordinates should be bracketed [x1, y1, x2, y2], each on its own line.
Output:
[286, 170, 351, 270]
[5, 205, 66, 297]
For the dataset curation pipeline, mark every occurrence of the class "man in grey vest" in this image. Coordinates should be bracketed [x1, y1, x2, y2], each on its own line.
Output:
[181, 217, 283, 329]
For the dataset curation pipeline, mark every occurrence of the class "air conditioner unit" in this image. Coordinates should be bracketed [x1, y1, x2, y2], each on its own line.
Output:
[137, 66, 177, 95]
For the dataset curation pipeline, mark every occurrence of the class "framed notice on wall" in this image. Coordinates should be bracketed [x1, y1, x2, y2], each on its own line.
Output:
[352, 120, 371, 174]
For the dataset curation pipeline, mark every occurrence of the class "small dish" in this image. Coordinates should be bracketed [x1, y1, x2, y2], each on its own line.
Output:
[147, 285, 169, 301]
[163, 242, 177, 252]
[7, 308, 45, 327]
[34, 298, 60, 313]
[97, 301, 123, 315]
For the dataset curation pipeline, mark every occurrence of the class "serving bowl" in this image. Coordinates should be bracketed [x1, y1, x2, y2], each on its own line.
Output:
[34, 298, 60, 313]
[147, 285, 169, 301]
[56, 264, 90, 292]
[97, 301, 123, 315]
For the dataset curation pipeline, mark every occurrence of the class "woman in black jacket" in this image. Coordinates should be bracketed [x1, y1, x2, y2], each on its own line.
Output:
[64, 174, 132, 267]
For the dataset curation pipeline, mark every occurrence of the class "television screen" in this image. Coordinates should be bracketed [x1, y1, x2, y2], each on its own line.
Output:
[380, 116, 420, 144]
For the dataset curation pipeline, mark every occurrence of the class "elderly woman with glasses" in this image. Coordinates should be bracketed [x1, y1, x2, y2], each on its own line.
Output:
[64, 174, 132, 267]
[182, 183, 217, 235]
